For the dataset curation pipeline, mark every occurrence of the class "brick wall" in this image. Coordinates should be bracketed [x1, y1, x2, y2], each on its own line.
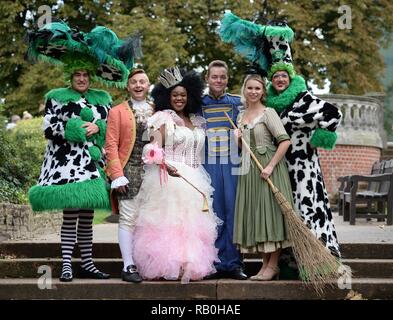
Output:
[319, 145, 381, 202]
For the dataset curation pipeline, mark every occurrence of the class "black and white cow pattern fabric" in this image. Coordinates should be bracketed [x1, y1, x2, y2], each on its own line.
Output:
[38, 97, 110, 187]
[280, 91, 342, 258]
[266, 35, 293, 65]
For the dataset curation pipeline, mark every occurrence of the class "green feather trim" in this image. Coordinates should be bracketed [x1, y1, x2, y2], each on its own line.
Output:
[95, 119, 107, 149]
[45, 88, 112, 105]
[28, 177, 110, 212]
[310, 128, 338, 150]
[64, 118, 87, 143]
[27, 38, 92, 66]
[80, 107, 94, 122]
[28, 30, 129, 89]
[63, 52, 99, 81]
[91, 55, 129, 89]
[88, 146, 102, 161]
[264, 25, 294, 41]
[268, 62, 296, 80]
[266, 75, 307, 113]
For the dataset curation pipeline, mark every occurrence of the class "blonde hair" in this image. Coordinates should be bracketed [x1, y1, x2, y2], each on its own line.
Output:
[240, 74, 266, 107]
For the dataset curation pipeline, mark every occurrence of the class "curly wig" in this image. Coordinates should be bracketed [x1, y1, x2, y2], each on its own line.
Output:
[151, 69, 204, 116]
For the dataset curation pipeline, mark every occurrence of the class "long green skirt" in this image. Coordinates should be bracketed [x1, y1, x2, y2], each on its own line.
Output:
[233, 146, 294, 253]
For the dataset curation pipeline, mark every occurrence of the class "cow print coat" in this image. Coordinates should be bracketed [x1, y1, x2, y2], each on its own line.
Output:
[30, 87, 111, 211]
[280, 91, 342, 257]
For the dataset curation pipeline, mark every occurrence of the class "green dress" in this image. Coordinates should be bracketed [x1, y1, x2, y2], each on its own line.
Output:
[234, 108, 294, 253]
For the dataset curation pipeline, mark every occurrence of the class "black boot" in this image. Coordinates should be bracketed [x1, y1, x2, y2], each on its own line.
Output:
[121, 265, 143, 283]
[79, 267, 110, 279]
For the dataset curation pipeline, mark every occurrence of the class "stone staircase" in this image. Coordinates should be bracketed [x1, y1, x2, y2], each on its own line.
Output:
[0, 242, 392, 300]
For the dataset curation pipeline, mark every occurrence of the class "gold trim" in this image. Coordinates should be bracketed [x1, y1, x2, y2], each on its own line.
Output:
[203, 107, 232, 113]
[207, 127, 229, 133]
[209, 136, 229, 142]
[211, 146, 229, 152]
[206, 117, 230, 123]
[105, 158, 121, 171]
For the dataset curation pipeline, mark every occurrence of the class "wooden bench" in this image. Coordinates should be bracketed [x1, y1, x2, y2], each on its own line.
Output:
[338, 160, 393, 225]
[337, 161, 384, 217]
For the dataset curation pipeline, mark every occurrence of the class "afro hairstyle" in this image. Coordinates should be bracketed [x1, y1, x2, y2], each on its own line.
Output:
[151, 69, 204, 116]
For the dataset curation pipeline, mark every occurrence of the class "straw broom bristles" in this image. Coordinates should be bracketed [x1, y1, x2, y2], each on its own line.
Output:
[224, 112, 348, 294]
[272, 185, 344, 294]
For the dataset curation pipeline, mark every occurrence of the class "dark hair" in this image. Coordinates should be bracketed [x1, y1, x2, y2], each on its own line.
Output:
[151, 69, 204, 116]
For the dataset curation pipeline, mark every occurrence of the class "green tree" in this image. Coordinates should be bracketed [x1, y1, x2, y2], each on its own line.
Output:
[2, 0, 393, 117]
[1, 0, 114, 116]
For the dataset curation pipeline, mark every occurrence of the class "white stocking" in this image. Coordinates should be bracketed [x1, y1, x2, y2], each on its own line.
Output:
[118, 226, 135, 271]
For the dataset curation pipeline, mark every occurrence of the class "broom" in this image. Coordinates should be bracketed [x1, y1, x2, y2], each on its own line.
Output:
[224, 111, 345, 293]
[177, 173, 210, 213]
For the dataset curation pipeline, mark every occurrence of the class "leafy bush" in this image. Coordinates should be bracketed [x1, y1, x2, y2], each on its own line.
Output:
[0, 117, 46, 204]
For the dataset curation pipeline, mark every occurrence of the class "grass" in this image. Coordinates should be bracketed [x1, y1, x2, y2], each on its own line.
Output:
[93, 209, 111, 225]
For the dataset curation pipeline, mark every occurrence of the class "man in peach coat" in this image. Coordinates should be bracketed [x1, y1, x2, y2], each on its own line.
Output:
[105, 69, 154, 283]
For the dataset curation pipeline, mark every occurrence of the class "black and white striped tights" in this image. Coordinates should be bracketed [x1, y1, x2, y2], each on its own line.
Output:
[61, 209, 99, 277]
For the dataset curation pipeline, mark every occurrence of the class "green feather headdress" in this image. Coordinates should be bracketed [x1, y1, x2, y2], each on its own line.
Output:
[219, 12, 296, 80]
[25, 21, 142, 88]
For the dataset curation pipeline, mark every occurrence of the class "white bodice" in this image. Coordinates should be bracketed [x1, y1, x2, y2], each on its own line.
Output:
[147, 110, 206, 168]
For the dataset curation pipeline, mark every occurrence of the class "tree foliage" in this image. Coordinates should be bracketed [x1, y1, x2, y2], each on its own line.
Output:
[1, 0, 393, 116]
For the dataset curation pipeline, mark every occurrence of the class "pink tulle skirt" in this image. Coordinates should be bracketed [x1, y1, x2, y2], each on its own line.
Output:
[133, 161, 220, 283]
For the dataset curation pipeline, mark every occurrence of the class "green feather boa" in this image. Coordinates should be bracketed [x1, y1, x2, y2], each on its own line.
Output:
[266, 75, 307, 113]
[45, 87, 112, 106]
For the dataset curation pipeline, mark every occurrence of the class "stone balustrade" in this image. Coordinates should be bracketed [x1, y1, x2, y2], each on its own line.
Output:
[316, 93, 387, 200]
[317, 93, 386, 149]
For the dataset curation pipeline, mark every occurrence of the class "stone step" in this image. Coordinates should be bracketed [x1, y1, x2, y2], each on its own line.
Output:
[0, 278, 392, 300]
[1, 258, 392, 279]
[2, 242, 393, 259]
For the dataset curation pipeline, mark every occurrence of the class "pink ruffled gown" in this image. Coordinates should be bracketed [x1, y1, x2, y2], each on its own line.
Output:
[133, 110, 221, 283]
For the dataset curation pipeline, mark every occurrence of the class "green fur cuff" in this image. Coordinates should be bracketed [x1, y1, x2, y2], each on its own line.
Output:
[65, 118, 87, 143]
[310, 128, 338, 150]
[29, 177, 110, 212]
[88, 146, 102, 161]
[266, 75, 307, 113]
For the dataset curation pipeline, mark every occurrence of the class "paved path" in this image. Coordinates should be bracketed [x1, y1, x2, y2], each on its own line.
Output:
[8, 212, 393, 244]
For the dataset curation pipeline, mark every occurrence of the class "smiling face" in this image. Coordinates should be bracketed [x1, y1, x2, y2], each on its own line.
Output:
[206, 66, 228, 97]
[243, 79, 265, 105]
[71, 70, 90, 93]
[127, 72, 150, 101]
[271, 71, 290, 93]
[170, 85, 187, 114]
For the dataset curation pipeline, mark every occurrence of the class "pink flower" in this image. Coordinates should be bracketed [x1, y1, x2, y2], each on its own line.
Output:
[142, 143, 165, 164]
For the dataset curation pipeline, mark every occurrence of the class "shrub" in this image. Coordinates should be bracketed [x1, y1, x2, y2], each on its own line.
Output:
[0, 117, 46, 204]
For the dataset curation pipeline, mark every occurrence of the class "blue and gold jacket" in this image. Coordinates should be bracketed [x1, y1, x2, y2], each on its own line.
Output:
[199, 93, 242, 158]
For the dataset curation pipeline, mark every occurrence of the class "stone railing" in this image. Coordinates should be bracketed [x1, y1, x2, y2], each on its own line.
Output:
[317, 93, 387, 149]
[0, 203, 62, 240]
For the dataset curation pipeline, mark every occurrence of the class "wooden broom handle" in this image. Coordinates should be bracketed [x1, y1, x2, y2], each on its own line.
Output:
[224, 111, 276, 190]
